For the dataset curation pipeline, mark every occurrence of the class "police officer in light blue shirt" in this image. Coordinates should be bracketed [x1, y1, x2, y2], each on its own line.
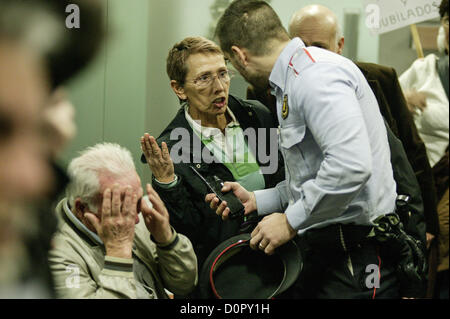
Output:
[256, 37, 397, 235]
[207, 0, 402, 298]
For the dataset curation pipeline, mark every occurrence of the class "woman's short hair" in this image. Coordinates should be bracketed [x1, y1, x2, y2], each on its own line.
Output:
[166, 36, 224, 85]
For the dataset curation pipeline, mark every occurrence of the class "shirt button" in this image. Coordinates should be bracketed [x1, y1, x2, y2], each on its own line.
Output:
[196, 164, 201, 169]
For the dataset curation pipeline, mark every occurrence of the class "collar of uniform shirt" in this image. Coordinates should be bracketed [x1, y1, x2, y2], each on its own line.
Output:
[183, 102, 241, 142]
[269, 37, 305, 93]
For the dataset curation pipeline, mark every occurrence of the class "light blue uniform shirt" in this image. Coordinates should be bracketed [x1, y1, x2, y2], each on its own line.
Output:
[254, 38, 397, 235]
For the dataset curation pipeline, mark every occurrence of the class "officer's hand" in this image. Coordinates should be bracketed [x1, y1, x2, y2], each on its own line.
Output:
[249, 213, 296, 255]
[205, 182, 256, 220]
[141, 133, 175, 183]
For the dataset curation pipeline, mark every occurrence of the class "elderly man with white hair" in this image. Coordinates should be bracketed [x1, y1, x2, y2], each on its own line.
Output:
[48, 142, 197, 299]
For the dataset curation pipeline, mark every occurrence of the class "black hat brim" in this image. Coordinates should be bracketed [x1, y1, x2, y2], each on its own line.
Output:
[199, 233, 302, 299]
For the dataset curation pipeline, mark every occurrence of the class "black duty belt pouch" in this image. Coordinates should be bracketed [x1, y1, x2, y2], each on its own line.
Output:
[370, 213, 427, 297]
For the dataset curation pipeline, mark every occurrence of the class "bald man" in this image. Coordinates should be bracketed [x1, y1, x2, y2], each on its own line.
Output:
[288, 4, 344, 54]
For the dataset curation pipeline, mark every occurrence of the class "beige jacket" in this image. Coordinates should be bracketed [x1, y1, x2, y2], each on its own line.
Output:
[49, 198, 197, 299]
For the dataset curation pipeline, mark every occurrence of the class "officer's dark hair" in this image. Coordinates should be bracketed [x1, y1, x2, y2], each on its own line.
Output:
[0, 0, 105, 89]
[439, 0, 448, 18]
[215, 0, 289, 56]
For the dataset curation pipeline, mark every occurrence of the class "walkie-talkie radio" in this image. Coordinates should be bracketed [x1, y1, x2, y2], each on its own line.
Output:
[190, 166, 245, 220]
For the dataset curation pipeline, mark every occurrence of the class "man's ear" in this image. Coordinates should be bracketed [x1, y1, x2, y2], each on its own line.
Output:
[337, 37, 345, 55]
[74, 198, 87, 219]
[170, 80, 187, 101]
[231, 45, 249, 67]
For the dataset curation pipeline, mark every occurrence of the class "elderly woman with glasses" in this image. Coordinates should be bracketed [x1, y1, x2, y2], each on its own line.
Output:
[140, 36, 284, 296]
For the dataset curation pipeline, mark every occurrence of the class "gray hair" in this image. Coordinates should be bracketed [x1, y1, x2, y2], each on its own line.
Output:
[66, 143, 136, 210]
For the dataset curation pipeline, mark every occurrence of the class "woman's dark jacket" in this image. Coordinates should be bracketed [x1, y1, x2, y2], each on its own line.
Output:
[141, 94, 285, 270]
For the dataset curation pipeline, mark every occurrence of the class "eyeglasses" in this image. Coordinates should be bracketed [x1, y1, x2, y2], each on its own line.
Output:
[186, 69, 235, 89]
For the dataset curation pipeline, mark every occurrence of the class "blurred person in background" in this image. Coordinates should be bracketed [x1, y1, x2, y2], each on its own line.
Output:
[0, 18, 55, 298]
[399, 0, 449, 299]
[0, 0, 104, 298]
